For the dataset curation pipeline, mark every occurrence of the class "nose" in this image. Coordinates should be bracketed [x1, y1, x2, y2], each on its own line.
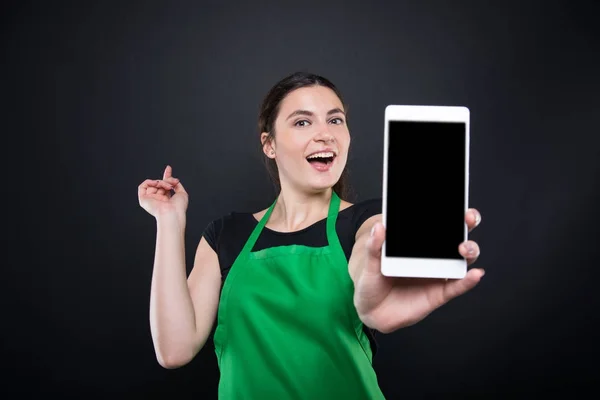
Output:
[314, 128, 335, 143]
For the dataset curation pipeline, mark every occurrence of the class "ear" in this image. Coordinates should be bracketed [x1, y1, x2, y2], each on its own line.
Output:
[261, 132, 276, 159]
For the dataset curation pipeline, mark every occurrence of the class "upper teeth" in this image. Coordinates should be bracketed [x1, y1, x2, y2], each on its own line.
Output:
[307, 152, 334, 159]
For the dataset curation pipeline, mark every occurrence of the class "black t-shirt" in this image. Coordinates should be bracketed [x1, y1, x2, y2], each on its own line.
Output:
[202, 197, 383, 356]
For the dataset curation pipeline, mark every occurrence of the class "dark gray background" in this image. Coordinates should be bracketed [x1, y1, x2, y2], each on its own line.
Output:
[2, 0, 599, 398]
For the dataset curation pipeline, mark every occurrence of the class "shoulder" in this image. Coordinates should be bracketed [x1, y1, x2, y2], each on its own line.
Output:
[340, 197, 382, 240]
[202, 211, 255, 251]
[332, 197, 381, 239]
[204, 211, 256, 233]
[360, 197, 382, 209]
[339, 197, 381, 222]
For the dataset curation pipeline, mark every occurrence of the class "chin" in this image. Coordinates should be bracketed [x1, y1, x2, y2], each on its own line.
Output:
[306, 177, 341, 193]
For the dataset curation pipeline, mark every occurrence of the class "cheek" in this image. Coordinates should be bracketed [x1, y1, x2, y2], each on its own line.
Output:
[337, 130, 351, 149]
[337, 132, 350, 164]
[276, 135, 307, 160]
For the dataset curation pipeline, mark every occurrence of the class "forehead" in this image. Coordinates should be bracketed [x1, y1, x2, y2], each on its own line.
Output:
[278, 86, 344, 115]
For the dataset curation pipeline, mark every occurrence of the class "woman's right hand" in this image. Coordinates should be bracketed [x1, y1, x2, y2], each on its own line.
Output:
[138, 165, 188, 221]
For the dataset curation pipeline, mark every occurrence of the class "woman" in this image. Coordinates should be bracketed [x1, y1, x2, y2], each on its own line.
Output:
[137, 72, 484, 399]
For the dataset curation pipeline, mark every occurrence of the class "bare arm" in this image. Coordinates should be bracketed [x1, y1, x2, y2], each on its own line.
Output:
[149, 212, 222, 369]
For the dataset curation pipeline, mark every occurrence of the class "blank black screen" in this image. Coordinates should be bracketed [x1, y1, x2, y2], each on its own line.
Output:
[385, 121, 466, 259]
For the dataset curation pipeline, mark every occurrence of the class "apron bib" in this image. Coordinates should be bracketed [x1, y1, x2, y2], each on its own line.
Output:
[214, 192, 385, 399]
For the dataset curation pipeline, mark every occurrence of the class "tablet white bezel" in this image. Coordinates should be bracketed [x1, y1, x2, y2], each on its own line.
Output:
[381, 105, 470, 279]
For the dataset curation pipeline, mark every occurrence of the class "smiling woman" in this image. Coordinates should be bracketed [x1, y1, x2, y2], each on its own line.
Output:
[258, 73, 353, 201]
[137, 71, 484, 400]
[205, 73, 387, 398]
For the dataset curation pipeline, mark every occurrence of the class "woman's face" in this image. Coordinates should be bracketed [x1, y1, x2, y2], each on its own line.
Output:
[265, 86, 350, 194]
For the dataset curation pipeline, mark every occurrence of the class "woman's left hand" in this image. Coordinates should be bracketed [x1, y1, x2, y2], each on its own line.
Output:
[354, 209, 484, 334]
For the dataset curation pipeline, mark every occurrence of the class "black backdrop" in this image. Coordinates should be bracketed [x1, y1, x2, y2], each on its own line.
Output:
[2, 0, 599, 398]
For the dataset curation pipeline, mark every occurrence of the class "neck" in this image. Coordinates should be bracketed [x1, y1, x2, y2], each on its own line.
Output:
[270, 184, 333, 232]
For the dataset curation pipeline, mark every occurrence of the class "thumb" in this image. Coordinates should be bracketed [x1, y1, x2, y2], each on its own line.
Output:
[364, 222, 385, 275]
[172, 179, 187, 194]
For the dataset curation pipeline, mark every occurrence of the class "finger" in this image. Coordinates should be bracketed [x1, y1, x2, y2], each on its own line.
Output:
[171, 179, 187, 194]
[138, 179, 161, 197]
[138, 180, 153, 197]
[164, 176, 180, 185]
[139, 178, 161, 189]
[155, 179, 174, 191]
[163, 165, 172, 181]
[459, 240, 480, 265]
[142, 180, 173, 196]
[443, 268, 485, 301]
[466, 208, 481, 232]
[364, 222, 386, 275]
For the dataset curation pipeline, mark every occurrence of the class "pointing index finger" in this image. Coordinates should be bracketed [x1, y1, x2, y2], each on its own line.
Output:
[163, 165, 172, 180]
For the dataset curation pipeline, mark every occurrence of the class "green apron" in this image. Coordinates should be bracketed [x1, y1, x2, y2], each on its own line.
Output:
[214, 192, 386, 399]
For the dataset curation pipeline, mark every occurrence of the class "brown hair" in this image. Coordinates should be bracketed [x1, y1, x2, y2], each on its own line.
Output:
[258, 71, 353, 201]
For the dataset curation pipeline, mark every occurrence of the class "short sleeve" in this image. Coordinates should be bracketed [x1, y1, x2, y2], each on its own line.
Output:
[352, 198, 382, 234]
[202, 217, 224, 253]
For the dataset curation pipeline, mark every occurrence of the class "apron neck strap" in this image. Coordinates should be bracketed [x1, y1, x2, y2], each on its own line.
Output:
[326, 191, 342, 249]
[241, 191, 342, 255]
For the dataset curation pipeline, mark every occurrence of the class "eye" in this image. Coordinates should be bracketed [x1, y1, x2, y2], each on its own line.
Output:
[294, 119, 311, 127]
[329, 117, 344, 125]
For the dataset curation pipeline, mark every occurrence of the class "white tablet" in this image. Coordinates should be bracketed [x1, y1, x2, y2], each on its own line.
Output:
[381, 105, 470, 279]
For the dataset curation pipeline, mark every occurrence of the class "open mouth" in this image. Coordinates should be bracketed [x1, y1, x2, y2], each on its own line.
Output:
[306, 151, 336, 169]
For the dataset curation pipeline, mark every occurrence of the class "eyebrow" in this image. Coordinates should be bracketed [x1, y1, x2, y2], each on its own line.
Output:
[285, 108, 346, 121]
